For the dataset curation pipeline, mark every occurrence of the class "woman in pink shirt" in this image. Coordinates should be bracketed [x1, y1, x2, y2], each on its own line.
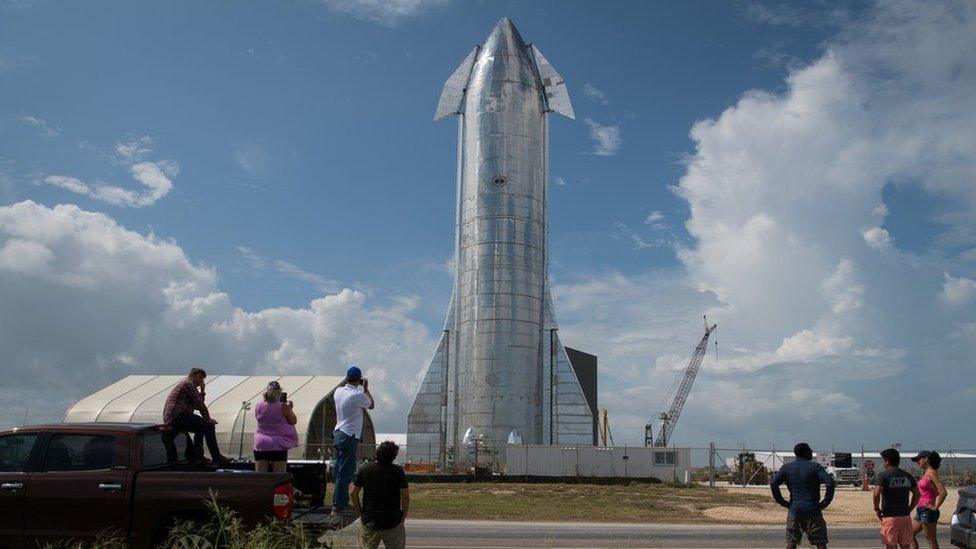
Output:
[253, 381, 299, 473]
[911, 450, 948, 549]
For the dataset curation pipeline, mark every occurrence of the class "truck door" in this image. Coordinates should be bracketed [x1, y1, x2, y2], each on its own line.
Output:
[0, 432, 42, 547]
[24, 432, 129, 544]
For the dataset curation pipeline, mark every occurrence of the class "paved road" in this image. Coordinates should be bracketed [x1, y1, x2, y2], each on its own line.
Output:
[326, 519, 953, 548]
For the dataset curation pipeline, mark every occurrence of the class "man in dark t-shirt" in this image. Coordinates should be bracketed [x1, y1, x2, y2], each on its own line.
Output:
[351, 441, 410, 549]
[873, 448, 919, 549]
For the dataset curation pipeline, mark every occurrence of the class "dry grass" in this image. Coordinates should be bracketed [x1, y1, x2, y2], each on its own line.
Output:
[405, 482, 769, 523]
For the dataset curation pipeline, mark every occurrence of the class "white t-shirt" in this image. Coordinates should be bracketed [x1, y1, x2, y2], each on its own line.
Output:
[333, 384, 372, 439]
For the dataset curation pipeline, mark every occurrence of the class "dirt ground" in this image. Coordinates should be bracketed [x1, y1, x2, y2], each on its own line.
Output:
[330, 482, 963, 525]
[710, 484, 962, 524]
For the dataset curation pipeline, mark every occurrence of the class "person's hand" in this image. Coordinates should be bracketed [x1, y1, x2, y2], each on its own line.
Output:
[208, 418, 218, 425]
[927, 504, 938, 511]
[284, 400, 294, 410]
[362, 378, 369, 390]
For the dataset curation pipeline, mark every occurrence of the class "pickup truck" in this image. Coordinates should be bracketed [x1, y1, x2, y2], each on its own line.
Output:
[952, 486, 976, 548]
[0, 423, 298, 548]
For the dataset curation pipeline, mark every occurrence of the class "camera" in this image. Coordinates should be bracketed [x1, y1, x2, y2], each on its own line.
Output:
[280, 392, 287, 403]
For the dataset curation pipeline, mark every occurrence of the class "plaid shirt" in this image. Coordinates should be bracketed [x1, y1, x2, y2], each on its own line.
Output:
[163, 379, 208, 423]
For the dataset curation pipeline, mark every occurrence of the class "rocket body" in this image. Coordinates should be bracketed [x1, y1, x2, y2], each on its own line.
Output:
[408, 18, 595, 464]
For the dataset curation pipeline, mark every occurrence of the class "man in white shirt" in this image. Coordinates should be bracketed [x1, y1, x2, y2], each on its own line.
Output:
[332, 365, 374, 514]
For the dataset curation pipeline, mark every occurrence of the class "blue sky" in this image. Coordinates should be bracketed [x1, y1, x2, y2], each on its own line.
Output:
[2, 0, 974, 449]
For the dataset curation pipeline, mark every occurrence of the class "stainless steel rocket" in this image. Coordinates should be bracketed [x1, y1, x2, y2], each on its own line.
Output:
[407, 18, 596, 466]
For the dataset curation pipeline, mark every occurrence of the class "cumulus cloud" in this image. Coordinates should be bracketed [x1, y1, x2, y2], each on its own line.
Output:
[37, 135, 177, 207]
[582, 83, 609, 104]
[0, 200, 435, 431]
[939, 273, 976, 306]
[319, 0, 452, 26]
[583, 118, 622, 156]
[18, 114, 61, 138]
[555, 0, 976, 447]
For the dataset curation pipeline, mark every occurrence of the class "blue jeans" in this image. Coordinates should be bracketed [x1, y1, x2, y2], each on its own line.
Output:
[332, 430, 359, 510]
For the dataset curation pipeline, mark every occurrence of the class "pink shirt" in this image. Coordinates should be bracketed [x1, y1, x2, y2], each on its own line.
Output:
[253, 401, 299, 452]
[918, 475, 938, 508]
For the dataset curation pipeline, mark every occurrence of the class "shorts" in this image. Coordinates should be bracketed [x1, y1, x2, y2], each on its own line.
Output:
[360, 521, 405, 549]
[254, 449, 288, 462]
[916, 506, 940, 524]
[881, 516, 914, 545]
[786, 511, 828, 546]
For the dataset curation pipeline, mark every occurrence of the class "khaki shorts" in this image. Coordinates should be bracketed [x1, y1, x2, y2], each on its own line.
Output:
[360, 521, 406, 549]
[786, 511, 828, 546]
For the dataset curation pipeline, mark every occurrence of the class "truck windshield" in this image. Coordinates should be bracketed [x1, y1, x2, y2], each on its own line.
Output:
[141, 430, 189, 469]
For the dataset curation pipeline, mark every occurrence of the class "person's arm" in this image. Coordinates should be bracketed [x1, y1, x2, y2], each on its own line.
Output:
[362, 378, 375, 410]
[909, 482, 920, 512]
[931, 471, 948, 510]
[192, 382, 214, 422]
[770, 469, 791, 508]
[350, 484, 362, 513]
[282, 401, 298, 425]
[400, 487, 410, 522]
[872, 485, 884, 521]
[817, 465, 836, 510]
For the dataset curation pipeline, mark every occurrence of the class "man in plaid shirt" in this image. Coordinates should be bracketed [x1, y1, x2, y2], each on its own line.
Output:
[163, 367, 230, 465]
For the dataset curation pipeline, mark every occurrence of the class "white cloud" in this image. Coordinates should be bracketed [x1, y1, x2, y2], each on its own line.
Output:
[0, 200, 435, 431]
[115, 136, 152, 162]
[238, 246, 341, 293]
[554, 176, 566, 187]
[861, 226, 892, 250]
[939, 273, 976, 306]
[319, 0, 452, 26]
[18, 114, 61, 138]
[644, 210, 666, 230]
[38, 135, 177, 207]
[554, 0, 976, 446]
[583, 118, 622, 156]
[582, 83, 609, 104]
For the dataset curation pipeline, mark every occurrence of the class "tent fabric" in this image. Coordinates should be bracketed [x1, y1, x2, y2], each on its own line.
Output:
[62, 374, 375, 460]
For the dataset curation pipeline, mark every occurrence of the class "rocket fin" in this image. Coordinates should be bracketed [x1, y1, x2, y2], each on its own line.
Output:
[530, 45, 575, 120]
[434, 46, 480, 122]
[406, 323, 451, 461]
[551, 333, 597, 445]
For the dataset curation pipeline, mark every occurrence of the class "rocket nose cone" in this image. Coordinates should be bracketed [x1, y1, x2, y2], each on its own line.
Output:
[484, 16, 527, 55]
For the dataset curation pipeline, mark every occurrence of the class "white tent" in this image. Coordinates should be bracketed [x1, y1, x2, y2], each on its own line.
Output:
[63, 374, 376, 460]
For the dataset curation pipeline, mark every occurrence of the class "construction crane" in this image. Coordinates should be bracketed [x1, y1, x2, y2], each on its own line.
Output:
[644, 316, 717, 447]
[598, 408, 614, 446]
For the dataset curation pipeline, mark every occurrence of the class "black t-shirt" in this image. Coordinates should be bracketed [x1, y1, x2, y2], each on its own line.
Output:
[353, 462, 408, 530]
[877, 467, 918, 517]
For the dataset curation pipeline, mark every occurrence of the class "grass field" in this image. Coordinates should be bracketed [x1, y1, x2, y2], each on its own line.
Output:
[402, 483, 768, 523]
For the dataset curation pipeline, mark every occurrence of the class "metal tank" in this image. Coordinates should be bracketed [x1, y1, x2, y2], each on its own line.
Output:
[408, 18, 596, 467]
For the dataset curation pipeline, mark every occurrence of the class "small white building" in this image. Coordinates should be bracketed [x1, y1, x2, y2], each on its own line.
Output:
[506, 445, 693, 482]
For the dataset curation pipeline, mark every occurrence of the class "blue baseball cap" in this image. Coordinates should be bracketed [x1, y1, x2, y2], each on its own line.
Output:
[346, 365, 362, 379]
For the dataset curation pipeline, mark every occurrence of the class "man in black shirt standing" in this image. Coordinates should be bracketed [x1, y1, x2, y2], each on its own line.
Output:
[873, 448, 919, 549]
[351, 441, 410, 549]
[770, 442, 836, 549]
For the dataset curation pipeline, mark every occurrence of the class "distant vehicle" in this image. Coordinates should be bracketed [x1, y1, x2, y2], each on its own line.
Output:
[0, 423, 332, 548]
[818, 452, 861, 487]
[951, 486, 976, 548]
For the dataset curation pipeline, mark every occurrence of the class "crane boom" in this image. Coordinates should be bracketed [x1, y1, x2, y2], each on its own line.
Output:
[650, 318, 717, 447]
